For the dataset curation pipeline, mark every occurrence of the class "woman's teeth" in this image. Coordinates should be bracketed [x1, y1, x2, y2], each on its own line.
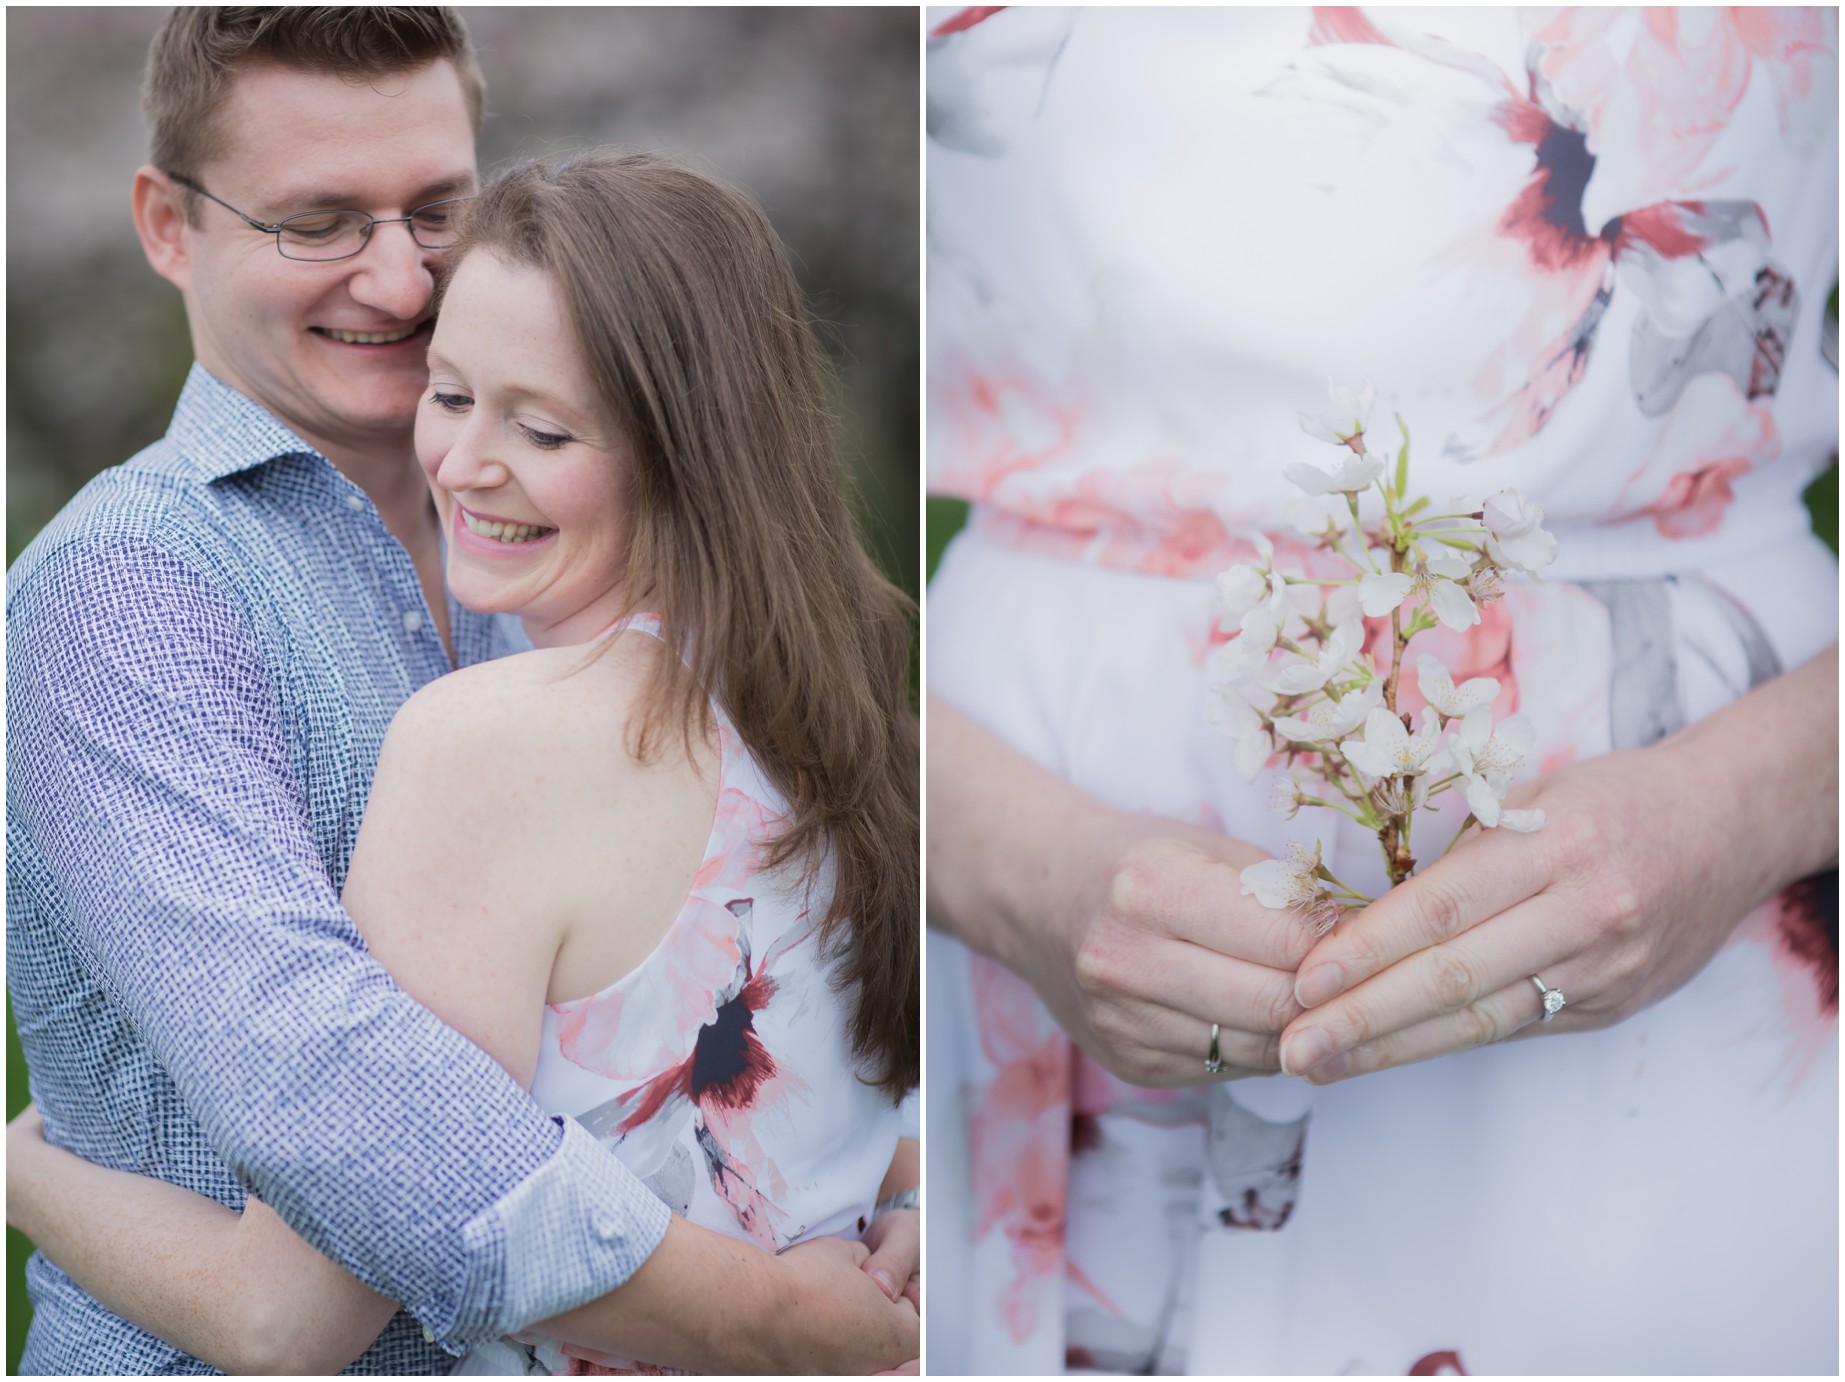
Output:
[323, 326, 419, 344]
[462, 510, 551, 544]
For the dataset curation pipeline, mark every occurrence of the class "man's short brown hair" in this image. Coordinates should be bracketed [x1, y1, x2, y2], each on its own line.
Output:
[143, 7, 485, 217]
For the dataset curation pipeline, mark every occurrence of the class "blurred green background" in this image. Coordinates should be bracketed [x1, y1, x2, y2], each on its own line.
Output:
[7, 6, 918, 1370]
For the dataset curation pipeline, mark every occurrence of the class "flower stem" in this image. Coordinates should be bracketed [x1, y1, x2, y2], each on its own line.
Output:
[1440, 816, 1478, 858]
[1316, 866, 1375, 904]
[1376, 544, 1416, 887]
[1299, 794, 1370, 825]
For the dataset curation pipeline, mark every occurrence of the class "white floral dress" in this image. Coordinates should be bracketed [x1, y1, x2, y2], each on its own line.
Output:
[926, 7, 1838, 1375]
[459, 616, 903, 1376]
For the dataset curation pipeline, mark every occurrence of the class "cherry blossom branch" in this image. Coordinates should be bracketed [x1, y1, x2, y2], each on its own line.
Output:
[1214, 377, 1558, 930]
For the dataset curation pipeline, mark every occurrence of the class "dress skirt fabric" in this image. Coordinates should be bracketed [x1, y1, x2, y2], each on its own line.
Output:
[925, 525, 1839, 1376]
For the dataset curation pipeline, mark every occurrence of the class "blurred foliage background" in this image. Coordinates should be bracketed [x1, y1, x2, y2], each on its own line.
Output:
[7, 6, 918, 1369]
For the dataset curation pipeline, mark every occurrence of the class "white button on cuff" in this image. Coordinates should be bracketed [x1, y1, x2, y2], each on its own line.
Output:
[402, 610, 424, 633]
[422, 1325, 436, 1344]
[344, 494, 366, 511]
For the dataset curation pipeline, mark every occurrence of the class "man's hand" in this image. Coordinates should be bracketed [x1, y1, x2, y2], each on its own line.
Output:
[1280, 648, 1840, 1082]
[929, 697, 1320, 1088]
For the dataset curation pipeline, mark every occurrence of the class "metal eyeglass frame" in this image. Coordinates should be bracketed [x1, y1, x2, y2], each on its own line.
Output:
[165, 170, 471, 262]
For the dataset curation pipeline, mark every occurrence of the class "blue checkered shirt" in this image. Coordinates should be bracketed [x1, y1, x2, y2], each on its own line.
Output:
[7, 365, 671, 1375]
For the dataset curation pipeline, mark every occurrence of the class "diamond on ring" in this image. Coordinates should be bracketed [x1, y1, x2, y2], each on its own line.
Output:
[1530, 974, 1567, 1022]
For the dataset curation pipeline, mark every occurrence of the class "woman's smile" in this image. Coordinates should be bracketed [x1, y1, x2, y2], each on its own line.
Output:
[451, 501, 557, 552]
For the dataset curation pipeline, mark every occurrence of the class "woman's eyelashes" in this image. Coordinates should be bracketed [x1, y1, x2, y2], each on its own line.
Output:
[426, 389, 572, 450]
[519, 422, 571, 450]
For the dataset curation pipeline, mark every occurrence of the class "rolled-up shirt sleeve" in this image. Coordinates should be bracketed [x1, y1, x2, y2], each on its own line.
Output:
[7, 535, 669, 1348]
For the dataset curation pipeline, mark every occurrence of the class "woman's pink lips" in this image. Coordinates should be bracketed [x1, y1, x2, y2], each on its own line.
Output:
[449, 501, 558, 557]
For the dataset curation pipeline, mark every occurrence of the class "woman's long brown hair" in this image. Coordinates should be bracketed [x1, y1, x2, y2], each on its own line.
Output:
[448, 150, 917, 1098]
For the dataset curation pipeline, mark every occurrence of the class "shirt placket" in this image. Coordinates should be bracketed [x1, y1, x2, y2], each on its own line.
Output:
[336, 483, 453, 683]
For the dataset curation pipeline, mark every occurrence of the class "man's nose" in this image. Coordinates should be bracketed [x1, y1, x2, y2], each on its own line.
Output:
[345, 219, 439, 321]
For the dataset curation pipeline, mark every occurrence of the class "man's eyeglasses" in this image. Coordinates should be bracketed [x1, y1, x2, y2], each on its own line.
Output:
[166, 171, 471, 263]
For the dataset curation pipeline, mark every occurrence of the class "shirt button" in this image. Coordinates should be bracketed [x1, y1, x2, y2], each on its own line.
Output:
[423, 1326, 436, 1344]
[402, 610, 424, 633]
[344, 494, 366, 512]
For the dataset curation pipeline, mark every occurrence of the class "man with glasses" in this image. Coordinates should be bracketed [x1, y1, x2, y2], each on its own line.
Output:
[7, 8, 916, 1374]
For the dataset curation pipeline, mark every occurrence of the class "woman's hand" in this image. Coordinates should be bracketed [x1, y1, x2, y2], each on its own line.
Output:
[929, 696, 1320, 1088]
[1279, 648, 1839, 1082]
[861, 1208, 920, 1308]
[1033, 817, 1325, 1087]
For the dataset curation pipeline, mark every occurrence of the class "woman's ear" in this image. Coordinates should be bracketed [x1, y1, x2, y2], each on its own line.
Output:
[132, 165, 193, 292]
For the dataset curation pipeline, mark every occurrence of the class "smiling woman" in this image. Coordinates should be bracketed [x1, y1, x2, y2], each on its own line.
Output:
[418, 254, 634, 646]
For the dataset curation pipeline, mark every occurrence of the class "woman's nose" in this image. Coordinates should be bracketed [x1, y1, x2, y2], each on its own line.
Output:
[435, 425, 508, 494]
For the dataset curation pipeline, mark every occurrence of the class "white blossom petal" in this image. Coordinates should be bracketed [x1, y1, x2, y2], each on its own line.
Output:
[1285, 497, 1354, 541]
[1359, 571, 1415, 616]
[1488, 712, 1537, 765]
[1325, 584, 1364, 628]
[1462, 770, 1506, 824]
[1424, 548, 1476, 581]
[1497, 807, 1546, 832]
[1486, 528, 1559, 574]
[1458, 704, 1494, 750]
[1268, 619, 1364, 693]
[1238, 858, 1297, 909]
[1216, 565, 1268, 626]
[1285, 451, 1386, 496]
[1340, 707, 1406, 778]
[1482, 490, 1558, 572]
[1273, 680, 1381, 744]
[1297, 377, 1376, 449]
[1207, 684, 1263, 735]
[1427, 578, 1481, 630]
[1234, 726, 1275, 783]
[1416, 654, 1500, 719]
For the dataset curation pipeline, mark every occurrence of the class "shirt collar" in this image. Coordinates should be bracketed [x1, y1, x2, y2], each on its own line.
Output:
[166, 362, 327, 484]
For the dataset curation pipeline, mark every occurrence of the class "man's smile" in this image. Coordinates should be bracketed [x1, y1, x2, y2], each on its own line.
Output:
[309, 320, 433, 347]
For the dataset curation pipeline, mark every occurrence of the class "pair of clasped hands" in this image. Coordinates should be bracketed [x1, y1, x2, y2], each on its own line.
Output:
[931, 649, 1835, 1089]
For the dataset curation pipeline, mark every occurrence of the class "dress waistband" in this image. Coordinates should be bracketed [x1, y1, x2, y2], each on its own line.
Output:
[961, 498, 1831, 586]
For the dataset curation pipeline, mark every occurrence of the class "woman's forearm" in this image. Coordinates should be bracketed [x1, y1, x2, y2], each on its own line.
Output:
[879, 1136, 920, 1200]
[1658, 643, 1838, 896]
[7, 1118, 396, 1374]
[925, 694, 1116, 969]
[537, 1213, 918, 1374]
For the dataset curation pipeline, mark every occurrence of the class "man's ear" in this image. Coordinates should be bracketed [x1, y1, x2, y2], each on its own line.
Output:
[132, 165, 193, 292]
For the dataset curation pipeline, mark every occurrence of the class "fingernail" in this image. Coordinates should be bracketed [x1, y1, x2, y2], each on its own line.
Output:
[1296, 962, 1344, 1008]
[1282, 1028, 1332, 1077]
[1307, 1051, 1351, 1083]
[873, 1269, 898, 1299]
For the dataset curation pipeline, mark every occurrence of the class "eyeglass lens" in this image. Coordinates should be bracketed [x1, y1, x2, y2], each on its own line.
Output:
[275, 201, 466, 261]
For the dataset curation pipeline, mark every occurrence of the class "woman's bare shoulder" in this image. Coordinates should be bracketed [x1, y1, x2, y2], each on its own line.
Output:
[388, 634, 667, 766]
